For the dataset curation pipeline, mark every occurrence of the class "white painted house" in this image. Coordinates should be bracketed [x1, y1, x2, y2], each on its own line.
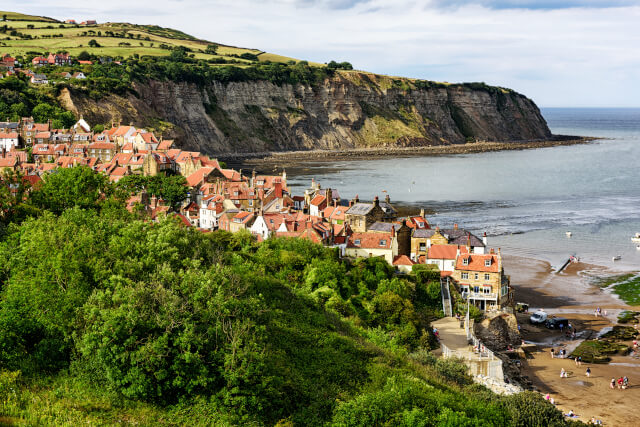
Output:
[0, 132, 19, 151]
[199, 195, 223, 230]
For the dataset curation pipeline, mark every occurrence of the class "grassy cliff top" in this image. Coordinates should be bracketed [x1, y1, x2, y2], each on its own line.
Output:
[0, 10, 323, 66]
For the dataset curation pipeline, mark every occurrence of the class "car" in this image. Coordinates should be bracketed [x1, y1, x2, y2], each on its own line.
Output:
[529, 311, 548, 325]
[545, 317, 569, 330]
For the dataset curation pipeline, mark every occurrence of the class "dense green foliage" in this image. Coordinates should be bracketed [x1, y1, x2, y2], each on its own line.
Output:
[0, 166, 572, 425]
[0, 75, 75, 126]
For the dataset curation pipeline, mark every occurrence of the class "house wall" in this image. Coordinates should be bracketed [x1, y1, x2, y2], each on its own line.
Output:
[0, 137, 18, 150]
[345, 247, 394, 264]
[410, 237, 430, 260]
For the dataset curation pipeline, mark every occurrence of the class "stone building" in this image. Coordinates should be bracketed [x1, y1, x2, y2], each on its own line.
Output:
[451, 249, 512, 311]
[345, 196, 386, 233]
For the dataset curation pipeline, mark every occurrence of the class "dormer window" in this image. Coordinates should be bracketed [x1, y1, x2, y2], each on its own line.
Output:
[379, 239, 387, 246]
[354, 239, 361, 246]
[463, 257, 469, 266]
[485, 259, 491, 267]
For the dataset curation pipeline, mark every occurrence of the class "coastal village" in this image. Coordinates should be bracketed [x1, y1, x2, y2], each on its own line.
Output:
[4, 115, 640, 426]
[0, 115, 514, 314]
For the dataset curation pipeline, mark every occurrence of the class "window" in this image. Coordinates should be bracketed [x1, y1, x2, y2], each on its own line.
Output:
[461, 272, 469, 280]
[419, 243, 426, 251]
[483, 286, 491, 294]
[249, 200, 253, 206]
[474, 273, 479, 280]
[379, 239, 387, 246]
[354, 239, 361, 245]
[485, 259, 491, 267]
[484, 273, 490, 281]
[463, 257, 469, 265]
[473, 286, 480, 293]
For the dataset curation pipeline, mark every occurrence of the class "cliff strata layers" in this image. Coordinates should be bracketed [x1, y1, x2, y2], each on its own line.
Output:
[59, 72, 552, 155]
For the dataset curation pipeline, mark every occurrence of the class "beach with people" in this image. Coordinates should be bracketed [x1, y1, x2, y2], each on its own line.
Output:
[505, 255, 640, 425]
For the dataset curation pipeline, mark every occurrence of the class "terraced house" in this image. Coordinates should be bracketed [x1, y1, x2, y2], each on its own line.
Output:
[451, 249, 512, 311]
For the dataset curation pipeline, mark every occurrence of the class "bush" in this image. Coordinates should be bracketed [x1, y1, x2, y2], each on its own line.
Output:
[502, 392, 568, 426]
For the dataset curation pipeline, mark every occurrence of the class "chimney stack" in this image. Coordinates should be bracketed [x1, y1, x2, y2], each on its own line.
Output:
[373, 196, 379, 207]
[482, 231, 487, 246]
[420, 208, 425, 217]
[454, 223, 458, 230]
[385, 194, 390, 204]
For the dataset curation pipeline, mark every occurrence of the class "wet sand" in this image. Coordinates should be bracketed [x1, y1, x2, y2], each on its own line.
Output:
[505, 254, 640, 425]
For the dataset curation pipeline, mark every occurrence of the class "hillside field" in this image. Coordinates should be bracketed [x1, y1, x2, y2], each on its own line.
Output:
[0, 10, 323, 67]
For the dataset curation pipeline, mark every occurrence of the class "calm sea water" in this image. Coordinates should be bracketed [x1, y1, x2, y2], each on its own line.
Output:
[279, 108, 640, 270]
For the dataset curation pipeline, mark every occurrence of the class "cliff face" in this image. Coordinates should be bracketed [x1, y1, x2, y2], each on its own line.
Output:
[60, 72, 551, 155]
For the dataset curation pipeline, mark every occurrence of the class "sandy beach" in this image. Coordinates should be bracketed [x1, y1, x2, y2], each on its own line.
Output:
[504, 255, 640, 425]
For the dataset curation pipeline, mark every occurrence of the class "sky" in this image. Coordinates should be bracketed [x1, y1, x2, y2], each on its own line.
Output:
[6, 0, 640, 107]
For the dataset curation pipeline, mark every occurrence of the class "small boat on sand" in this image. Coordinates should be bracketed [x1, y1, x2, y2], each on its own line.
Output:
[632, 233, 640, 243]
[636, 245, 640, 251]
[612, 255, 622, 261]
[566, 232, 572, 238]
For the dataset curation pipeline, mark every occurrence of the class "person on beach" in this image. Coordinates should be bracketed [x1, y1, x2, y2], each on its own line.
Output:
[610, 378, 616, 389]
[623, 376, 628, 389]
[544, 393, 550, 401]
[617, 377, 623, 389]
[550, 349, 554, 358]
[585, 367, 591, 377]
[560, 368, 566, 378]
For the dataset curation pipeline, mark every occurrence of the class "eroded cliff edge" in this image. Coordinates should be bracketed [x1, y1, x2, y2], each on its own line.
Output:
[60, 71, 552, 155]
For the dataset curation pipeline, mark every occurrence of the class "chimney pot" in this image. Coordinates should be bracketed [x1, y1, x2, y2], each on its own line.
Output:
[454, 223, 458, 229]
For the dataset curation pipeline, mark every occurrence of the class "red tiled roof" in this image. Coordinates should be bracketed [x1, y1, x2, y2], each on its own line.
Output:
[0, 132, 18, 139]
[186, 167, 214, 187]
[455, 253, 500, 273]
[89, 142, 116, 150]
[428, 244, 459, 260]
[0, 157, 17, 167]
[310, 194, 326, 206]
[347, 232, 393, 249]
[393, 255, 416, 266]
[156, 139, 174, 151]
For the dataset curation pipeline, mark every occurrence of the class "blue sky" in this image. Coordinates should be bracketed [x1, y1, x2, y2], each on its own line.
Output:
[9, 0, 640, 107]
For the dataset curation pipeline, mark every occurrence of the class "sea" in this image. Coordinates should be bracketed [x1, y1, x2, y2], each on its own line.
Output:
[278, 108, 640, 272]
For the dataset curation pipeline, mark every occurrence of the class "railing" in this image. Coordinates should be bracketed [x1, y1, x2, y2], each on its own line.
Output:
[441, 277, 453, 317]
[467, 292, 497, 300]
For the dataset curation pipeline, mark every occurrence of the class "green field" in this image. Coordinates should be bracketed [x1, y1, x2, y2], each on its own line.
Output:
[0, 10, 318, 65]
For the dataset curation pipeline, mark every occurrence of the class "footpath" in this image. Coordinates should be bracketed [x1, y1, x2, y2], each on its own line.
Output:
[432, 317, 522, 395]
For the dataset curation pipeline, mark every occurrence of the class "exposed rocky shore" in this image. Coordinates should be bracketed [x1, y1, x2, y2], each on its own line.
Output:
[225, 136, 595, 163]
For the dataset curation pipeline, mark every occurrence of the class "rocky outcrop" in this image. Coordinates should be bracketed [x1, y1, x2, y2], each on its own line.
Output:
[475, 313, 522, 351]
[61, 71, 552, 155]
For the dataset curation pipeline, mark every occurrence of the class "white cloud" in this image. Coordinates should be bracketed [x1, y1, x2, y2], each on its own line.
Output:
[10, 0, 640, 106]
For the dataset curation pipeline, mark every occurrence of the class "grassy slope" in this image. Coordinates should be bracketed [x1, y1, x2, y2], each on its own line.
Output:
[0, 11, 321, 65]
[0, 10, 325, 67]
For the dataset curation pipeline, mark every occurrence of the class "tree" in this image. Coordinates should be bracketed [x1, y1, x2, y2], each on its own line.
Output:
[31, 103, 56, 123]
[205, 44, 218, 55]
[77, 50, 91, 61]
[29, 166, 113, 215]
[88, 39, 100, 47]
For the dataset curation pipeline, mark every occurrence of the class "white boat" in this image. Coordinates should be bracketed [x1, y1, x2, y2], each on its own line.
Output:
[632, 232, 640, 243]
[636, 245, 640, 251]
[612, 255, 622, 261]
[566, 232, 572, 238]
